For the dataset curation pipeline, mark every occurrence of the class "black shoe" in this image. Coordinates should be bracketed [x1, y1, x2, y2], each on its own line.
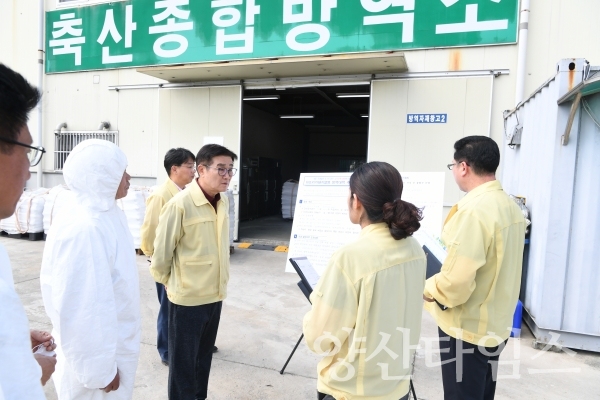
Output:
[212, 345, 218, 353]
[161, 360, 169, 366]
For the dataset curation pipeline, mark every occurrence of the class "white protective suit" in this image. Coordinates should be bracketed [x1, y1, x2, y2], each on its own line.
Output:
[0, 244, 45, 400]
[40, 140, 141, 400]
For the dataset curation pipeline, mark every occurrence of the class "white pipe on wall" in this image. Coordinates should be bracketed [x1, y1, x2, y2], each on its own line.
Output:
[36, 0, 44, 188]
[488, 75, 495, 137]
[515, 0, 530, 104]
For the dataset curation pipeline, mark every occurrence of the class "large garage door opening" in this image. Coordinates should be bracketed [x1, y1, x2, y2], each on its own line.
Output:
[238, 84, 370, 243]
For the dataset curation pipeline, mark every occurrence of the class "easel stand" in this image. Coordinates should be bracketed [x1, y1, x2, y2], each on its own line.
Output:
[409, 380, 417, 399]
[279, 333, 303, 374]
[279, 275, 312, 375]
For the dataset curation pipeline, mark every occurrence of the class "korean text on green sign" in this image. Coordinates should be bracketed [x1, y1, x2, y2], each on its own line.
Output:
[46, 0, 519, 73]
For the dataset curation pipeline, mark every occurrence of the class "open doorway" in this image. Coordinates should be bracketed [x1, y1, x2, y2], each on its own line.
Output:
[238, 83, 370, 243]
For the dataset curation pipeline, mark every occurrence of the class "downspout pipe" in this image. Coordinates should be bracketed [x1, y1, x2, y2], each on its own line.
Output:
[515, 0, 530, 104]
[36, 0, 44, 188]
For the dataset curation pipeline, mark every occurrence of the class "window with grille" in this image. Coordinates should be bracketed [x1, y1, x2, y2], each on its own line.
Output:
[54, 130, 118, 171]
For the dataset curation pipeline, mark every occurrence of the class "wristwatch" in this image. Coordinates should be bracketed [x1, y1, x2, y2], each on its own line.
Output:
[435, 299, 448, 311]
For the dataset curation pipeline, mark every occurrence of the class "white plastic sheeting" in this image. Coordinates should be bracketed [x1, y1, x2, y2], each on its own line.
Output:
[1, 183, 232, 253]
[225, 190, 235, 246]
[281, 180, 298, 219]
[0, 188, 49, 234]
[43, 185, 76, 234]
[117, 186, 152, 250]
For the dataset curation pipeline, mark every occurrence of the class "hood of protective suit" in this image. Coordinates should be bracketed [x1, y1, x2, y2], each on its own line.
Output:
[63, 139, 127, 212]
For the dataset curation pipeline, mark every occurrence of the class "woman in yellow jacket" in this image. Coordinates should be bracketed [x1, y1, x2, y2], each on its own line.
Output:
[303, 162, 427, 400]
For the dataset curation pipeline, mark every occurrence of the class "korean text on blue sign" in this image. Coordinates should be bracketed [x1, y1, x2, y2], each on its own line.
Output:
[407, 114, 448, 124]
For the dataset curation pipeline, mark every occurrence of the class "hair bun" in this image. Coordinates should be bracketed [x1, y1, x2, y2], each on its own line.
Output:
[382, 199, 423, 240]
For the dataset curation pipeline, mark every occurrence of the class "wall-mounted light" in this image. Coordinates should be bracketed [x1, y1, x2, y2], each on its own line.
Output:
[336, 93, 370, 98]
[361, 114, 369, 118]
[243, 95, 281, 101]
[280, 115, 314, 119]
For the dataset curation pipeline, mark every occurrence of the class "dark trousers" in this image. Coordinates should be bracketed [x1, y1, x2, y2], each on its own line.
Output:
[317, 393, 335, 400]
[318, 391, 408, 400]
[168, 301, 222, 400]
[438, 328, 507, 400]
[156, 282, 169, 362]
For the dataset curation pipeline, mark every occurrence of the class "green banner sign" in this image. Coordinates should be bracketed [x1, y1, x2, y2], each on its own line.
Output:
[46, 0, 519, 73]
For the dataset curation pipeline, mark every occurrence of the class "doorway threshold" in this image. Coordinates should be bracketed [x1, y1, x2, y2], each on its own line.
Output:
[238, 215, 293, 246]
[236, 241, 289, 252]
[236, 238, 290, 247]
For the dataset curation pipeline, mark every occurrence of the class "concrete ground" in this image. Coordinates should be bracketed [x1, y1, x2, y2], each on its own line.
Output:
[238, 215, 293, 244]
[5, 236, 600, 400]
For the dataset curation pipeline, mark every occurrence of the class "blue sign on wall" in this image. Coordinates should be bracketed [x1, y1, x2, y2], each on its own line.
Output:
[407, 114, 447, 123]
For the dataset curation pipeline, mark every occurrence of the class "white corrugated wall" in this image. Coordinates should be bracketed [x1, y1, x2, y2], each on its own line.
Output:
[502, 59, 600, 350]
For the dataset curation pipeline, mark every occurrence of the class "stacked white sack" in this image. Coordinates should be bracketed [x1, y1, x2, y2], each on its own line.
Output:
[43, 185, 75, 234]
[225, 190, 235, 244]
[0, 188, 49, 234]
[117, 186, 152, 250]
[281, 180, 299, 219]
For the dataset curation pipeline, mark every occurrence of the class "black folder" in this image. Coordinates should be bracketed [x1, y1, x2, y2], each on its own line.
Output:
[289, 257, 319, 302]
[423, 244, 443, 279]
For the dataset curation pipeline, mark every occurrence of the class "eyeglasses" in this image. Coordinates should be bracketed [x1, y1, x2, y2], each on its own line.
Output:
[447, 161, 469, 170]
[0, 137, 46, 167]
[201, 165, 237, 177]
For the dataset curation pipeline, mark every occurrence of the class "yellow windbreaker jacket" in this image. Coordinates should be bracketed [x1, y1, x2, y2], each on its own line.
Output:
[140, 178, 180, 257]
[303, 223, 426, 400]
[424, 180, 526, 347]
[150, 180, 229, 306]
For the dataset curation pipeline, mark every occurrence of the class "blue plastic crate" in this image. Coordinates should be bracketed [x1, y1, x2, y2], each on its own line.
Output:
[511, 300, 523, 337]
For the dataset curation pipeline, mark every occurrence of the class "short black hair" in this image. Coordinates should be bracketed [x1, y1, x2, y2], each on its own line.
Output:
[164, 147, 195, 176]
[196, 144, 238, 166]
[453, 136, 500, 175]
[0, 64, 41, 153]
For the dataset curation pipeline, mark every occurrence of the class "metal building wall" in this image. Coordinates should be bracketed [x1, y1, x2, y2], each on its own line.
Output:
[39, 69, 162, 184]
[157, 86, 243, 239]
[4, 0, 600, 189]
[525, 0, 600, 96]
[501, 76, 562, 321]
[117, 89, 159, 178]
[369, 77, 493, 217]
[156, 86, 242, 184]
[502, 59, 600, 351]
[42, 70, 118, 174]
[563, 93, 600, 335]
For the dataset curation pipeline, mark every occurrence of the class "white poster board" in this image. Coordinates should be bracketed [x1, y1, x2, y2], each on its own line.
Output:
[286, 172, 445, 275]
[286, 174, 359, 275]
[400, 172, 445, 238]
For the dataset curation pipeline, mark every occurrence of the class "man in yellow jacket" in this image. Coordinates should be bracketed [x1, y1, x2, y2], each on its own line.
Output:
[424, 136, 525, 400]
[150, 144, 237, 400]
[140, 147, 195, 366]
